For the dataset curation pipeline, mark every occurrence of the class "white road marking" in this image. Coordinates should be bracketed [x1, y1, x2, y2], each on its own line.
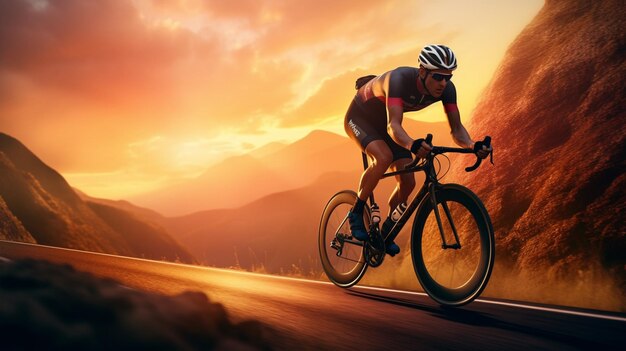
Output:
[352, 285, 626, 322]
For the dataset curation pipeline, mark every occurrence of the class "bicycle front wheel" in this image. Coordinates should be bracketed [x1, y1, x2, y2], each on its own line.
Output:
[318, 190, 368, 288]
[411, 184, 495, 306]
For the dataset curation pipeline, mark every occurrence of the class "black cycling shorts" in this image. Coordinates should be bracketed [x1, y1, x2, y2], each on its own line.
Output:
[344, 97, 412, 161]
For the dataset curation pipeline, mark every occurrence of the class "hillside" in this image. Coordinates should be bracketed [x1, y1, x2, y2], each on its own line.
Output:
[0, 133, 195, 263]
[160, 171, 360, 274]
[0, 196, 35, 243]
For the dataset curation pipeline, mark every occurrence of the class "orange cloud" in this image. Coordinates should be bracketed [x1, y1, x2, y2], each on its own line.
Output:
[0, 0, 544, 199]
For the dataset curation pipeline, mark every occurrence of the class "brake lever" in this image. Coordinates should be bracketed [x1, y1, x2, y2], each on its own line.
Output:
[465, 157, 482, 172]
[465, 136, 492, 172]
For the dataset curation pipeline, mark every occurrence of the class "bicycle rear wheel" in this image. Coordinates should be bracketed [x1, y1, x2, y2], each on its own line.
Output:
[318, 190, 368, 288]
[411, 184, 494, 306]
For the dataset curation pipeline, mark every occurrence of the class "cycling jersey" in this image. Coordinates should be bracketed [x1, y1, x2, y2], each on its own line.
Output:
[344, 66, 457, 159]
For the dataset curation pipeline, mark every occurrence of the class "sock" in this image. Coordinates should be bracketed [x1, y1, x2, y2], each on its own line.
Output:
[352, 198, 366, 215]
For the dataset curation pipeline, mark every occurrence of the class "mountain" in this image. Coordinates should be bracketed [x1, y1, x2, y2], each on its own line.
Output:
[129, 121, 454, 216]
[130, 119, 455, 274]
[251, 140, 289, 158]
[0, 133, 195, 263]
[129, 153, 297, 216]
[397, 0, 624, 310]
[159, 122, 453, 275]
[160, 170, 363, 274]
[75, 188, 165, 224]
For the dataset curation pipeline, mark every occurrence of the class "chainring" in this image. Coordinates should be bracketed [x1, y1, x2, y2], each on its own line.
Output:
[364, 230, 386, 267]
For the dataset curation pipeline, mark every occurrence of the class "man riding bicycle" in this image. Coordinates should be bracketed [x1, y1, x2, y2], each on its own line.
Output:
[344, 44, 492, 256]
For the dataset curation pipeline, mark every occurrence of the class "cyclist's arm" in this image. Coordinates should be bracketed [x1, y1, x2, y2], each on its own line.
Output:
[387, 103, 413, 150]
[441, 82, 475, 149]
[446, 108, 475, 149]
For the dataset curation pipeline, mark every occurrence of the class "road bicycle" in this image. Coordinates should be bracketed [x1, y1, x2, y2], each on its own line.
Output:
[318, 134, 494, 306]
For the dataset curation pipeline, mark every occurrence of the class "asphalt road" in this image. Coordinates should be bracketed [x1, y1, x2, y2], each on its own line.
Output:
[1, 240, 624, 350]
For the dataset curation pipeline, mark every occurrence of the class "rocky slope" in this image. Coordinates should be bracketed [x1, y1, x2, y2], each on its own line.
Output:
[0, 133, 195, 263]
[408, 0, 625, 310]
[0, 196, 35, 243]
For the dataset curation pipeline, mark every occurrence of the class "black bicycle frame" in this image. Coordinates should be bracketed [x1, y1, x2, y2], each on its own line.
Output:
[373, 155, 434, 245]
[362, 147, 473, 250]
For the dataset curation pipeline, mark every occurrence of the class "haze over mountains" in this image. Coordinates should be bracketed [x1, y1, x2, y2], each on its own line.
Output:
[128, 119, 453, 216]
[0, 117, 453, 276]
[127, 130, 354, 216]
[97, 119, 453, 276]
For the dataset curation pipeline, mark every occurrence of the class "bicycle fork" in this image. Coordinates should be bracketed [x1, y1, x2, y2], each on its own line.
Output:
[429, 183, 462, 249]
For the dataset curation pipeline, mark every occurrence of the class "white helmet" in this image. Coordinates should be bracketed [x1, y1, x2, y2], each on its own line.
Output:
[418, 44, 457, 71]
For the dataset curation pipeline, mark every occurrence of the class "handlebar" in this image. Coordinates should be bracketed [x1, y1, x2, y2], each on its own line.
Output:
[404, 134, 493, 173]
[465, 136, 492, 172]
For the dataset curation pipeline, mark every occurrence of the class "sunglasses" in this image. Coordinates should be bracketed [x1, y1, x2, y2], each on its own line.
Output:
[430, 72, 453, 82]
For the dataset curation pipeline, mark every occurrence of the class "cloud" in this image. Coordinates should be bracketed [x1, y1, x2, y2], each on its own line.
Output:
[0, 0, 200, 104]
[0, 0, 543, 196]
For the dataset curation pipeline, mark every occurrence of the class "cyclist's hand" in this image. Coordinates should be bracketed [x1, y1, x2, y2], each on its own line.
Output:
[411, 138, 432, 159]
[473, 141, 492, 159]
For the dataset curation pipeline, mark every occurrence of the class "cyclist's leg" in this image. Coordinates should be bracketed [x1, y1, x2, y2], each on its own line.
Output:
[344, 101, 392, 240]
[384, 133, 415, 214]
[357, 141, 393, 201]
[388, 157, 416, 214]
[381, 137, 415, 255]
[344, 102, 393, 202]
[345, 141, 392, 240]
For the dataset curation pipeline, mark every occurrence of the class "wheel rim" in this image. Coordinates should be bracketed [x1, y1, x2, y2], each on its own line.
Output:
[319, 191, 368, 287]
[420, 199, 486, 291]
[412, 185, 494, 305]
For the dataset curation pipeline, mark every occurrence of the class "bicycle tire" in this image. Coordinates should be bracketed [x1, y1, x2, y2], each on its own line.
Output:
[318, 190, 368, 288]
[411, 184, 495, 306]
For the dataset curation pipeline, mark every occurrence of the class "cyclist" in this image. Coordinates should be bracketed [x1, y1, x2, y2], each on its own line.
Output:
[344, 44, 492, 256]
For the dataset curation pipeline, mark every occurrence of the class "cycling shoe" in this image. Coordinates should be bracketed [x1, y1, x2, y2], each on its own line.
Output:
[348, 211, 368, 241]
[385, 241, 400, 256]
[381, 217, 400, 256]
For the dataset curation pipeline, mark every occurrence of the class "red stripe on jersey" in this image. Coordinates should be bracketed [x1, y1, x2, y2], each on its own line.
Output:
[388, 97, 403, 106]
[444, 103, 458, 113]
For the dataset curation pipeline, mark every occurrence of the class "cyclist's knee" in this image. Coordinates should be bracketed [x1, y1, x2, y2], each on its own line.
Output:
[374, 153, 393, 169]
[365, 141, 393, 169]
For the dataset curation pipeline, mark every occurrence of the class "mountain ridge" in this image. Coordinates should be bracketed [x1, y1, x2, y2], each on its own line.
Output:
[128, 119, 453, 216]
[0, 133, 195, 263]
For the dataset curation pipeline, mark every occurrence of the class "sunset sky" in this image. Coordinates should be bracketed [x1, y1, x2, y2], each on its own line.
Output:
[0, 0, 543, 199]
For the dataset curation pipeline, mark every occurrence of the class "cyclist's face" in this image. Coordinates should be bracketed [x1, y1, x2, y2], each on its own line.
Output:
[420, 68, 453, 97]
